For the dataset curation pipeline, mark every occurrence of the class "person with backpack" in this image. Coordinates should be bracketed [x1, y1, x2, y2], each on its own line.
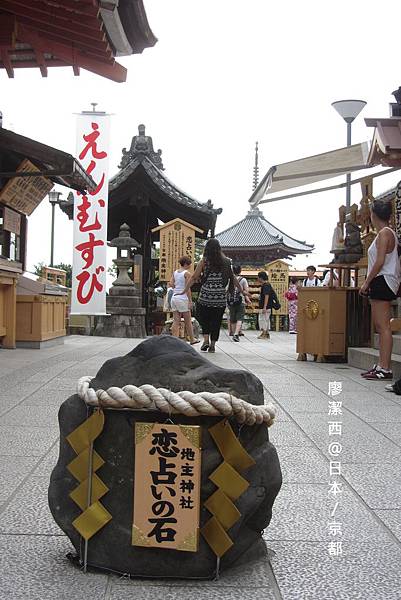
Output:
[178, 238, 248, 353]
[227, 265, 249, 342]
[257, 271, 281, 339]
[303, 265, 321, 287]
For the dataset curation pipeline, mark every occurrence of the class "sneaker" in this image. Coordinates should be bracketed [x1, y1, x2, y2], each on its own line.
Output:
[364, 368, 393, 380]
[200, 343, 209, 352]
[233, 334, 240, 342]
[385, 383, 395, 392]
[238, 332, 245, 336]
[361, 364, 377, 377]
[208, 346, 216, 353]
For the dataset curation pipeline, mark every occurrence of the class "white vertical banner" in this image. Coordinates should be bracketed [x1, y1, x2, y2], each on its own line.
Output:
[71, 111, 110, 315]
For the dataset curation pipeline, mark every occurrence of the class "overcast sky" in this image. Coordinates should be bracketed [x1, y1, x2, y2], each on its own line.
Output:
[2, 0, 401, 273]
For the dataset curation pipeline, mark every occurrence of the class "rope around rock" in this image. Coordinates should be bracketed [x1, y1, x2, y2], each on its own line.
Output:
[77, 376, 276, 427]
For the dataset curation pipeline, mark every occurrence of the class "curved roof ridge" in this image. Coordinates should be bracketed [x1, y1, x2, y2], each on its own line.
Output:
[260, 215, 313, 247]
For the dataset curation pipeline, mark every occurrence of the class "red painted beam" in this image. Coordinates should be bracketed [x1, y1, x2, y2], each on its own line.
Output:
[0, 48, 14, 77]
[0, 0, 103, 32]
[19, 24, 126, 82]
[12, 14, 109, 51]
[5, 0, 101, 18]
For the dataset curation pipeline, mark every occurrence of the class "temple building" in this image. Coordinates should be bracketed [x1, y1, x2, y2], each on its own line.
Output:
[61, 124, 221, 328]
[215, 143, 313, 266]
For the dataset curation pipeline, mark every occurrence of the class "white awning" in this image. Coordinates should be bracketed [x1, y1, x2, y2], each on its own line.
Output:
[248, 141, 392, 207]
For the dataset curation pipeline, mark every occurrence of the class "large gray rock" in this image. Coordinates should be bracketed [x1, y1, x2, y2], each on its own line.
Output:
[49, 335, 282, 579]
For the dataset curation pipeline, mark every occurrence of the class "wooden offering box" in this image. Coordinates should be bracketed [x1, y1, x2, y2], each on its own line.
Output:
[16, 294, 67, 346]
[297, 287, 347, 362]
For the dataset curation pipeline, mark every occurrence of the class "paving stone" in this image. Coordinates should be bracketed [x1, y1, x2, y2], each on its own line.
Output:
[108, 585, 276, 599]
[0, 476, 63, 535]
[269, 540, 401, 600]
[375, 510, 401, 542]
[0, 456, 38, 504]
[268, 421, 314, 447]
[1, 404, 60, 427]
[0, 535, 107, 600]
[344, 463, 401, 509]
[0, 427, 59, 456]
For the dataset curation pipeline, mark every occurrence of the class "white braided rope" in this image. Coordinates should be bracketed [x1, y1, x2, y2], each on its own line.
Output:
[77, 376, 276, 427]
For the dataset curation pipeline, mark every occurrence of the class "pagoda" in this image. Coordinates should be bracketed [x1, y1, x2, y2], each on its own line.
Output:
[216, 143, 313, 266]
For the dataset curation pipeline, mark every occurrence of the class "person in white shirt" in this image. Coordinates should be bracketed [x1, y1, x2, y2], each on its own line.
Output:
[359, 199, 400, 381]
[169, 256, 199, 345]
[303, 265, 322, 287]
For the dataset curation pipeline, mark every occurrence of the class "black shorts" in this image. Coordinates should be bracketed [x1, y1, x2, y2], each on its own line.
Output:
[369, 275, 397, 301]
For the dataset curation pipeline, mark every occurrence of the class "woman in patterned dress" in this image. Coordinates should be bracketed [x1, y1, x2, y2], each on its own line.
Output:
[285, 277, 299, 334]
[179, 239, 246, 353]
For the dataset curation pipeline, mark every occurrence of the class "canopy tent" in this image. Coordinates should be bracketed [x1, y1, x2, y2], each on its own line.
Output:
[249, 140, 400, 207]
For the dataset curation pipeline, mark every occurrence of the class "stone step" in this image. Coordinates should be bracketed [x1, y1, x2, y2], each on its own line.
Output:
[348, 346, 401, 378]
[373, 333, 401, 354]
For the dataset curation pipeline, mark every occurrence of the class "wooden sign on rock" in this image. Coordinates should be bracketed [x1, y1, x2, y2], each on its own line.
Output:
[152, 218, 203, 282]
[132, 422, 201, 552]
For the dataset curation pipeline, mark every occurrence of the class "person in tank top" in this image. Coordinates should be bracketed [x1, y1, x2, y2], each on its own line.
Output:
[359, 199, 401, 380]
[169, 256, 199, 345]
[178, 238, 249, 353]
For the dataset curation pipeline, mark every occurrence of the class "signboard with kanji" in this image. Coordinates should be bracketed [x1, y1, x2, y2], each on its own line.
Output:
[3, 207, 21, 235]
[152, 219, 203, 282]
[0, 159, 53, 216]
[266, 259, 289, 315]
[132, 422, 201, 552]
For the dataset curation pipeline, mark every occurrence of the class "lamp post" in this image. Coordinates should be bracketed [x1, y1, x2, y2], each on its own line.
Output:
[331, 99, 367, 217]
[48, 189, 63, 267]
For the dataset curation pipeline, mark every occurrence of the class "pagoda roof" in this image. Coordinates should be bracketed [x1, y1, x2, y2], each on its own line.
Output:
[216, 207, 313, 254]
[0, 0, 157, 82]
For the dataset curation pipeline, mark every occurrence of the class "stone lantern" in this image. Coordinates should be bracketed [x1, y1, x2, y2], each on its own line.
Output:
[93, 223, 146, 338]
[109, 223, 140, 288]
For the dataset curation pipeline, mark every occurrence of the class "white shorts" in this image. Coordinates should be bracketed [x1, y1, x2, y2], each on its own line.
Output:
[171, 297, 190, 313]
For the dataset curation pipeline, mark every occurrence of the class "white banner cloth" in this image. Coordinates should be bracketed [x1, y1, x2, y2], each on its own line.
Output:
[71, 113, 110, 315]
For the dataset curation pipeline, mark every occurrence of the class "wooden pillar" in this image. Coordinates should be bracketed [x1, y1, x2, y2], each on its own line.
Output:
[1, 276, 17, 349]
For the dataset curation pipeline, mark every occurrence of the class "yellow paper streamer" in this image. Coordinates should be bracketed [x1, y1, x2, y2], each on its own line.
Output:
[66, 410, 111, 540]
[208, 420, 256, 471]
[203, 489, 241, 531]
[201, 419, 256, 558]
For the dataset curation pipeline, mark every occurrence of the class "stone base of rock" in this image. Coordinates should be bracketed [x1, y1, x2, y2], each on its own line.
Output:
[48, 336, 282, 579]
[93, 285, 146, 338]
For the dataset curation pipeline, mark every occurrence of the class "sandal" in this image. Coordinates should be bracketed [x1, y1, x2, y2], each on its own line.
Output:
[190, 339, 200, 345]
[200, 343, 209, 351]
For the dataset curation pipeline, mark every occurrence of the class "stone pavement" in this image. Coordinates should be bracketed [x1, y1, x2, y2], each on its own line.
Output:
[1, 331, 401, 600]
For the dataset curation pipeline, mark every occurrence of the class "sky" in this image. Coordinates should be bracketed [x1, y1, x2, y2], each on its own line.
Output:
[2, 0, 401, 273]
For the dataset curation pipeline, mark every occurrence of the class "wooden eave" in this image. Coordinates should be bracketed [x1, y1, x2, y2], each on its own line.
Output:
[0, 0, 128, 81]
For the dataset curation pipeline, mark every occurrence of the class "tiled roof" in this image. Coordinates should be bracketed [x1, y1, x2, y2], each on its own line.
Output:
[109, 156, 221, 216]
[215, 208, 313, 253]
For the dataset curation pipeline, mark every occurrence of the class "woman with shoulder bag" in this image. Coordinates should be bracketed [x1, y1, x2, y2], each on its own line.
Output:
[179, 239, 248, 353]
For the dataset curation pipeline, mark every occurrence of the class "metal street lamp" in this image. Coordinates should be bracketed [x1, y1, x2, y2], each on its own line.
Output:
[331, 99, 367, 215]
[48, 189, 64, 267]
